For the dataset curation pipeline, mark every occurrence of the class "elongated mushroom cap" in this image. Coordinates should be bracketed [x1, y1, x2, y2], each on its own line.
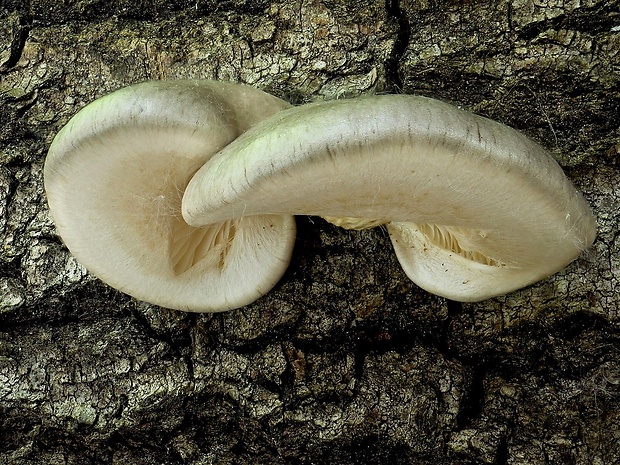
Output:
[44, 80, 295, 312]
[183, 95, 597, 302]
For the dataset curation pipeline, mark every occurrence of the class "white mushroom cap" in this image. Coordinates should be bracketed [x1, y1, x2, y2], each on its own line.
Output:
[45, 80, 295, 312]
[183, 95, 597, 302]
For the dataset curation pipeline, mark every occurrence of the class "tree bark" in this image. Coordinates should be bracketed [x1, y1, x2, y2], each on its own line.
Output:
[1, 1, 618, 464]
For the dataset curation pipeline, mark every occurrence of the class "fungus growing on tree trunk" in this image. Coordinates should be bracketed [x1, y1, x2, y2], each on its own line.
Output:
[45, 81, 596, 310]
[44, 80, 295, 312]
[183, 95, 597, 302]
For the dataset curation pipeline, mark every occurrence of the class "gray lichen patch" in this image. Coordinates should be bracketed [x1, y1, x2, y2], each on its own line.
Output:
[0, 278, 25, 313]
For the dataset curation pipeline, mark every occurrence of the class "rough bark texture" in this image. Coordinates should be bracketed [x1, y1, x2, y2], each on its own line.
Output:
[1, 0, 619, 464]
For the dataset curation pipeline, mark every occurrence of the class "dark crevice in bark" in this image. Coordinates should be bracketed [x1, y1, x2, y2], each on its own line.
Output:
[516, 3, 618, 39]
[384, 0, 410, 92]
[436, 299, 471, 361]
[352, 340, 367, 393]
[129, 307, 194, 353]
[455, 364, 486, 429]
[495, 433, 509, 465]
[1, 11, 32, 71]
[443, 299, 462, 349]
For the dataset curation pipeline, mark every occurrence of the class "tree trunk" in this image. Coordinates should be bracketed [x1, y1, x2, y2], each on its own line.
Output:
[1, 1, 618, 463]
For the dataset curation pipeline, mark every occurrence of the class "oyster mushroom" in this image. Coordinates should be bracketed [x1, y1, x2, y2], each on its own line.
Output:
[183, 95, 596, 301]
[44, 80, 295, 312]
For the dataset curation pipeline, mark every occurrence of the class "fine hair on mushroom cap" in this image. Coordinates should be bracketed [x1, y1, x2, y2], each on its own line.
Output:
[44, 80, 296, 312]
[183, 95, 597, 302]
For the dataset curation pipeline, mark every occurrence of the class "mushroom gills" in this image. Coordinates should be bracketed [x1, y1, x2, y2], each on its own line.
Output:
[322, 216, 386, 230]
[322, 217, 505, 267]
[170, 218, 238, 274]
[400, 223, 506, 267]
[388, 221, 538, 302]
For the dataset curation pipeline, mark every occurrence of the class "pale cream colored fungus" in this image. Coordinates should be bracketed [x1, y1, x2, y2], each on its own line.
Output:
[45, 80, 295, 312]
[183, 95, 596, 301]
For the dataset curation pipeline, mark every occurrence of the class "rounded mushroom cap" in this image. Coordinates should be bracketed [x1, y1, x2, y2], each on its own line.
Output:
[45, 80, 295, 312]
[183, 95, 596, 301]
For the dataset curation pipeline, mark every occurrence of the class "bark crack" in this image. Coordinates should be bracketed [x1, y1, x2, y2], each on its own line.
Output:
[384, 0, 411, 92]
[1, 12, 32, 71]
